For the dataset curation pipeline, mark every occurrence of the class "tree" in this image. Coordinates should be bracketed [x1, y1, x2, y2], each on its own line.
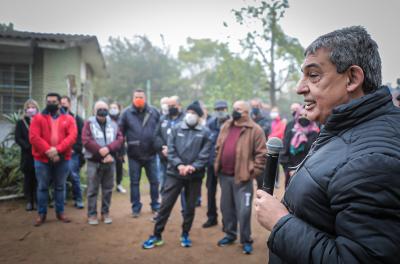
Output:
[229, 0, 304, 106]
[95, 36, 182, 107]
[0, 22, 14, 32]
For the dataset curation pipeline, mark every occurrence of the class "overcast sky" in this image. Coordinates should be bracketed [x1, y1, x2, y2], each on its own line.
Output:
[2, 0, 399, 85]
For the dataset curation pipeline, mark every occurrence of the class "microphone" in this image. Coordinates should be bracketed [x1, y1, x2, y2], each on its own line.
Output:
[262, 137, 283, 195]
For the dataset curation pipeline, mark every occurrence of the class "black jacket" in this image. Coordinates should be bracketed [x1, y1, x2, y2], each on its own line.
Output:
[15, 116, 34, 173]
[167, 121, 211, 180]
[268, 87, 400, 263]
[69, 112, 84, 154]
[154, 112, 184, 163]
[119, 104, 160, 162]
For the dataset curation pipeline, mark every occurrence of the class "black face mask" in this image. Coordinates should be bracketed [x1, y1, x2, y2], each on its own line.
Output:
[61, 106, 69, 113]
[251, 108, 260, 116]
[97, 109, 109, 117]
[232, 110, 242, 121]
[168, 107, 179, 116]
[46, 104, 59, 114]
[298, 117, 310, 127]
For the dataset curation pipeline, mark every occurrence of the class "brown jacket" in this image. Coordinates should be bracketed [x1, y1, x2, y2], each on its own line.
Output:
[214, 117, 267, 183]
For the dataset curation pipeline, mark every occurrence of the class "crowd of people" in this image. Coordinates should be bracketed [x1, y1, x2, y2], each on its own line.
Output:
[13, 25, 400, 262]
[14, 86, 320, 255]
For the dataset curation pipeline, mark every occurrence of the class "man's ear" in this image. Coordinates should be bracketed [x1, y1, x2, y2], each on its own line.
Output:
[346, 65, 364, 93]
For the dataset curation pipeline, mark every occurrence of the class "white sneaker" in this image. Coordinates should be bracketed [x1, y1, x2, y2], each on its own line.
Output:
[116, 184, 127, 193]
[88, 216, 99, 225]
[102, 214, 112, 224]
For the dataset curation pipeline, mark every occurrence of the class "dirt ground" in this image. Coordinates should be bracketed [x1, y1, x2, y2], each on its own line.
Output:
[0, 175, 285, 264]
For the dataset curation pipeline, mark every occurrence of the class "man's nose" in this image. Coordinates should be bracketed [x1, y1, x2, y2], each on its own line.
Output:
[296, 78, 309, 95]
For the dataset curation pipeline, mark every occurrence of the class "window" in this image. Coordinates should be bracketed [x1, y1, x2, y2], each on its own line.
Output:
[0, 64, 30, 115]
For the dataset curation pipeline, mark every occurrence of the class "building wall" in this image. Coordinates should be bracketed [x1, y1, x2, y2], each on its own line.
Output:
[42, 48, 81, 106]
[31, 48, 44, 108]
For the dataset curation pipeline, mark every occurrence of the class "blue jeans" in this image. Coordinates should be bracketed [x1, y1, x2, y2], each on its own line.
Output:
[65, 153, 83, 202]
[128, 156, 160, 213]
[34, 159, 69, 215]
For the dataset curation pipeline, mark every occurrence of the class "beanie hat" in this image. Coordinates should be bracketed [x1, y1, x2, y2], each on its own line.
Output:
[186, 100, 204, 117]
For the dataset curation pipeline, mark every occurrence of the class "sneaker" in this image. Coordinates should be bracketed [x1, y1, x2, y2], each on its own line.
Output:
[102, 214, 112, 224]
[142, 235, 164, 249]
[88, 216, 99, 225]
[116, 184, 127, 193]
[74, 200, 84, 209]
[242, 243, 253, 254]
[217, 237, 236, 247]
[132, 212, 140, 218]
[202, 219, 217, 228]
[180, 233, 192, 248]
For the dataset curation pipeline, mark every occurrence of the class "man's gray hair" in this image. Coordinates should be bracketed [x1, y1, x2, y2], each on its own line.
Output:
[305, 26, 381, 94]
[170, 95, 181, 106]
[94, 100, 108, 111]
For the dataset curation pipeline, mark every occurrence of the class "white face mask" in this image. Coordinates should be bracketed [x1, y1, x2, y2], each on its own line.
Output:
[109, 108, 119, 116]
[270, 111, 279, 119]
[185, 113, 199, 127]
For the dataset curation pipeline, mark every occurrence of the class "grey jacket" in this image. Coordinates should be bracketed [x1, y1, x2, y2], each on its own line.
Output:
[167, 121, 211, 180]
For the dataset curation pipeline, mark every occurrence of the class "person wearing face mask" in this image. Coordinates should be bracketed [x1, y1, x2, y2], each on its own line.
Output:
[201, 100, 229, 228]
[250, 98, 272, 138]
[60, 96, 85, 209]
[214, 100, 267, 255]
[154, 96, 184, 194]
[15, 99, 40, 211]
[109, 102, 127, 194]
[119, 89, 161, 218]
[29, 93, 77, 226]
[279, 107, 319, 188]
[142, 100, 211, 249]
[82, 101, 124, 225]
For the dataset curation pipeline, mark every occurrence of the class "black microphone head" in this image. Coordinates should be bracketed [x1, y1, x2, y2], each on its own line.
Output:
[267, 137, 283, 155]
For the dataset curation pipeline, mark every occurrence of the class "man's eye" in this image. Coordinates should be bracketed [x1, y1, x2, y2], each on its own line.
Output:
[308, 72, 320, 82]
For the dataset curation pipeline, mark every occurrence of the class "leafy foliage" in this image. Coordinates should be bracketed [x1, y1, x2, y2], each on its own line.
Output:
[0, 112, 23, 193]
[229, 0, 304, 106]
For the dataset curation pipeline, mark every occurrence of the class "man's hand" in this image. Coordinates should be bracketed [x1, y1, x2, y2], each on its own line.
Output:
[51, 154, 60, 163]
[254, 189, 289, 231]
[99, 147, 109, 157]
[186, 165, 196, 174]
[102, 155, 114, 164]
[177, 165, 187, 176]
[46, 147, 58, 159]
[289, 170, 295, 177]
[161, 145, 168, 157]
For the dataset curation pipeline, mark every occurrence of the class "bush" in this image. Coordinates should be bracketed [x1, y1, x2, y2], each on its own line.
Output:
[0, 112, 23, 195]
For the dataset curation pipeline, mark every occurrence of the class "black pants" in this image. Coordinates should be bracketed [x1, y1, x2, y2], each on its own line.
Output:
[154, 175, 202, 238]
[24, 170, 37, 204]
[206, 164, 218, 221]
[115, 157, 123, 185]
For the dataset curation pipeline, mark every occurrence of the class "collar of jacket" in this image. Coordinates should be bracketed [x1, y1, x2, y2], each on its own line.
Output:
[226, 116, 254, 128]
[323, 86, 392, 134]
[180, 121, 203, 131]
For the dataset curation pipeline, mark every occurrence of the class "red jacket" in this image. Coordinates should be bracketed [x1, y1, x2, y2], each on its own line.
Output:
[29, 112, 77, 163]
[269, 117, 286, 139]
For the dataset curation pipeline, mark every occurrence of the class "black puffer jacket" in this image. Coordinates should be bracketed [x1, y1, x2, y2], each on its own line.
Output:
[167, 121, 211, 180]
[268, 87, 400, 263]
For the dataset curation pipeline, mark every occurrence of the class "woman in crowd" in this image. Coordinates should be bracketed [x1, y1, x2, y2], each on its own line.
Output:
[280, 107, 319, 187]
[15, 99, 40, 211]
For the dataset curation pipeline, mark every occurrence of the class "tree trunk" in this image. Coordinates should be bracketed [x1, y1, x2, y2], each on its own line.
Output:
[269, 14, 277, 107]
